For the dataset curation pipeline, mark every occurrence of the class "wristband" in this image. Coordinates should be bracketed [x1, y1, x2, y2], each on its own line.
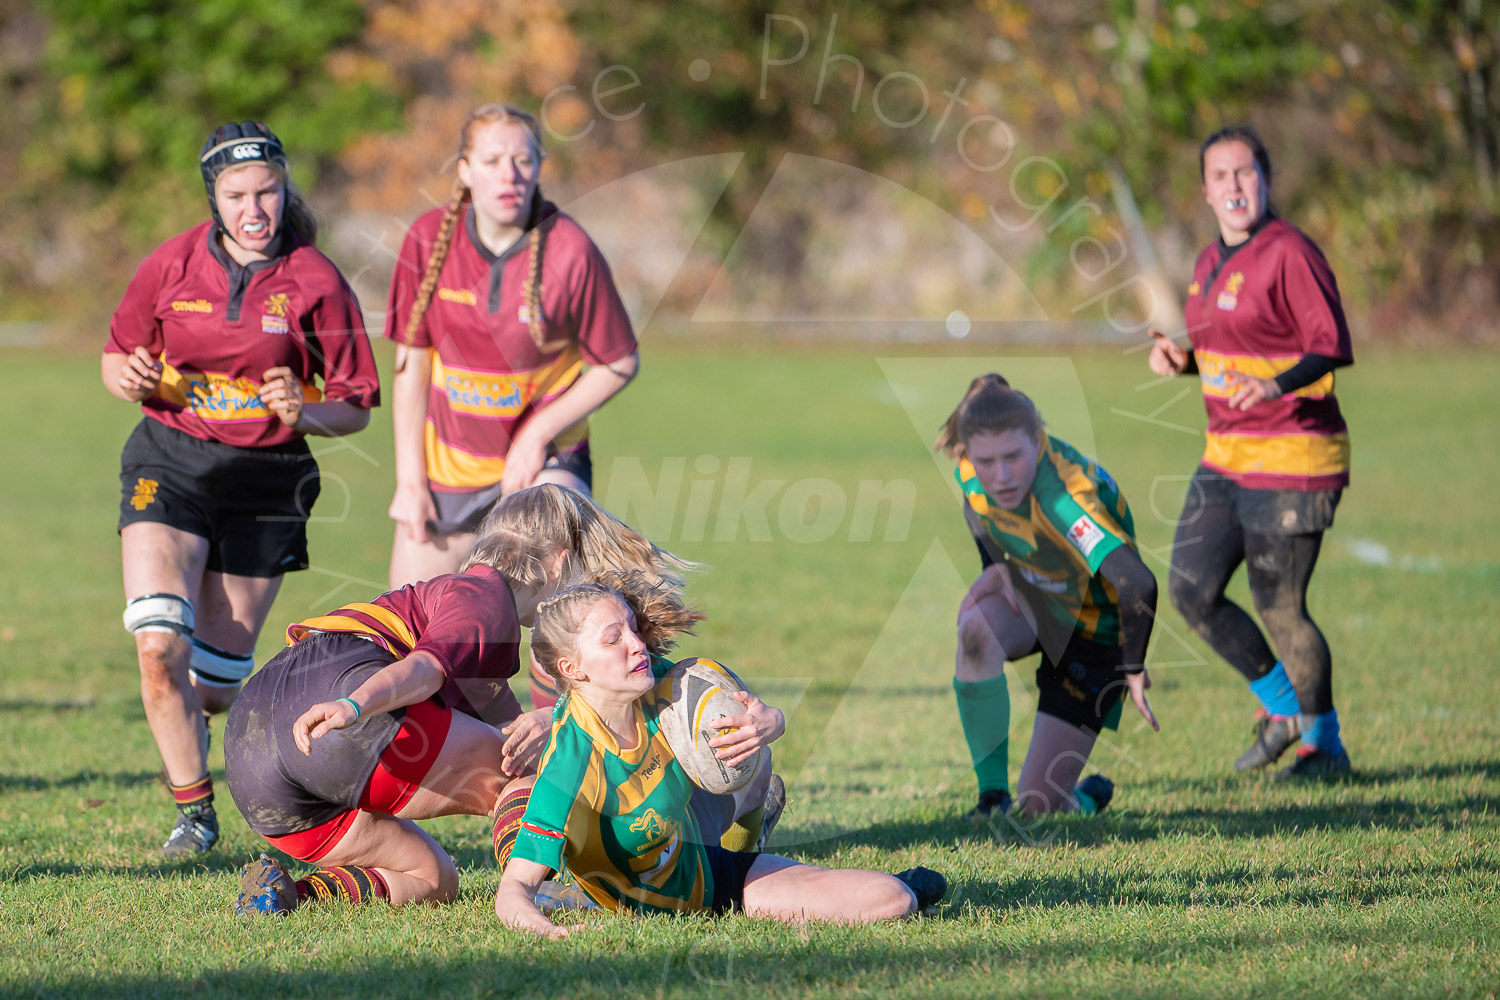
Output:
[338, 696, 362, 720]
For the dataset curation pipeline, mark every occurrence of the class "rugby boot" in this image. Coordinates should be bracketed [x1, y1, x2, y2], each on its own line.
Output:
[757, 772, 787, 852]
[162, 803, 219, 857]
[894, 867, 948, 910]
[964, 788, 1013, 821]
[234, 854, 299, 916]
[1234, 710, 1301, 771]
[1074, 774, 1115, 814]
[1274, 745, 1352, 781]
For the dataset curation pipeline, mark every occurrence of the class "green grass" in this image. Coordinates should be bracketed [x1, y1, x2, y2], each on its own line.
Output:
[1, 341, 1497, 999]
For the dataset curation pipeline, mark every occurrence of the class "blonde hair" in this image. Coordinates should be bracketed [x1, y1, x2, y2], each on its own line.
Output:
[401, 103, 565, 352]
[933, 373, 1046, 459]
[462, 483, 698, 590]
[531, 574, 704, 692]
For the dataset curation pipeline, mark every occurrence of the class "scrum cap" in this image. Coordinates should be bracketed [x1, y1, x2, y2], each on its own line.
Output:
[199, 121, 287, 229]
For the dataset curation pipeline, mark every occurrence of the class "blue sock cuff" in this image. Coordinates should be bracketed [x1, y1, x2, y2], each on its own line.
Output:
[1301, 709, 1343, 754]
[1248, 662, 1301, 717]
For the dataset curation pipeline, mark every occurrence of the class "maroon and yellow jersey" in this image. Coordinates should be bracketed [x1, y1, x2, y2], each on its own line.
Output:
[1182, 218, 1353, 491]
[383, 201, 637, 493]
[285, 564, 522, 724]
[107, 221, 380, 449]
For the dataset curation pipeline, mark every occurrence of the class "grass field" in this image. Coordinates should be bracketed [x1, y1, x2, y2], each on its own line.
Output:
[2, 341, 1498, 999]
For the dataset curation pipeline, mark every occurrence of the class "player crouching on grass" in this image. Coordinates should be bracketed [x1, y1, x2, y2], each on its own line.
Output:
[938, 374, 1161, 821]
[494, 577, 946, 938]
[227, 485, 692, 915]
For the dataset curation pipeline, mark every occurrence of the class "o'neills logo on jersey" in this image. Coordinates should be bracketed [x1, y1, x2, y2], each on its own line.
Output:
[261, 293, 291, 335]
[437, 287, 477, 306]
[1217, 271, 1245, 312]
[171, 299, 213, 314]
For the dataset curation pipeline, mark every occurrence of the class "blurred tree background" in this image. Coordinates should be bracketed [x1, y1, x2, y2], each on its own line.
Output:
[1, 0, 1494, 341]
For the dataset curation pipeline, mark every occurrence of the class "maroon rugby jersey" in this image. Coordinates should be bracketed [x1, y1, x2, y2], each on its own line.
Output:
[383, 201, 636, 493]
[284, 564, 523, 725]
[107, 221, 381, 449]
[1182, 218, 1353, 491]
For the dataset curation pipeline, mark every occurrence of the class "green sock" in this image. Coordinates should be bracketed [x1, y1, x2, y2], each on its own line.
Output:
[953, 675, 1010, 795]
[1074, 789, 1099, 816]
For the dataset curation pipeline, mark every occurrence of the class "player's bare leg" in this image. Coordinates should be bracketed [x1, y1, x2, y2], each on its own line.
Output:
[741, 855, 926, 923]
[1013, 712, 1100, 818]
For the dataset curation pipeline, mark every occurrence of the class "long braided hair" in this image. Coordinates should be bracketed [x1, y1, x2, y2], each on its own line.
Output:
[399, 103, 567, 366]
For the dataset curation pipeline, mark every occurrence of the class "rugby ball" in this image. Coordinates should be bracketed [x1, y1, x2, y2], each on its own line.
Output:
[656, 657, 766, 795]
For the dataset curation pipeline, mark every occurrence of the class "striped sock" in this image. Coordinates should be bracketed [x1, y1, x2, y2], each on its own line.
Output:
[168, 774, 213, 810]
[492, 785, 531, 871]
[295, 866, 391, 905]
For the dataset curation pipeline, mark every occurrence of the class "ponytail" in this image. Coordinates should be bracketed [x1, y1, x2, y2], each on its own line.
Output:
[934, 373, 1045, 459]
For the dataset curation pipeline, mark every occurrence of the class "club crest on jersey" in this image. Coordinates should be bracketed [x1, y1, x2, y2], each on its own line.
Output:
[1066, 514, 1106, 558]
[261, 293, 291, 335]
[1217, 271, 1245, 312]
[629, 808, 677, 850]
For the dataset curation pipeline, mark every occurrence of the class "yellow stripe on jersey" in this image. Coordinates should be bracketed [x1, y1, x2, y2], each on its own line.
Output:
[425, 423, 507, 489]
[430, 352, 586, 419]
[1203, 432, 1351, 479]
[1195, 349, 1336, 399]
[424, 414, 594, 490]
[155, 362, 323, 422]
[285, 603, 420, 656]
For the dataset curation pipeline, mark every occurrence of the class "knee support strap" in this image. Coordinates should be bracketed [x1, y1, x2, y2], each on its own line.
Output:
[123, 593, 195, 638]
[189, 637, 255, 688]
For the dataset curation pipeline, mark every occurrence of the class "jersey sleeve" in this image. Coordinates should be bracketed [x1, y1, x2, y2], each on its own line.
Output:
[105, 251, 166, 356]
[307, 271, 381, 408]
[566, 238, 637, 367]
[1278, 237, 1353, 362]
[383, 224, 434, 349]
[1032, 460, 1131, 575]
[514, 724, 593, 871]
[414, 573, 522, 721]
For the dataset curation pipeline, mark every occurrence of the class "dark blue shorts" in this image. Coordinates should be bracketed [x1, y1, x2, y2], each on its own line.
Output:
[704, 845, 760, 914]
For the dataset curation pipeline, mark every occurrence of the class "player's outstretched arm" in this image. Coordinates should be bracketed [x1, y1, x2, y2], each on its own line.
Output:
[291, 650, 446, 754]
[495, 858, 584, 940]
[1097, 546, 1161, 731]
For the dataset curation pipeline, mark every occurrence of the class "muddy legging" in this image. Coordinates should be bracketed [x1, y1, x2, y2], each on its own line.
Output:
[1167, 469, 1338, 716]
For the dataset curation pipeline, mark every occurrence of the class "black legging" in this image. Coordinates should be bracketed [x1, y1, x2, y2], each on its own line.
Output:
[1168, 484, 1334, 716]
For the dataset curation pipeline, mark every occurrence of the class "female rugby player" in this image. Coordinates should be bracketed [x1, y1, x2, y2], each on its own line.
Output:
[938, 374, 1160, 820]
[102, 122, 380, 856]
[494, 579, 946, 937]
[1147, 125, 1353, 779]
[384, 103, 637, 601]
[227, 486, 694, 914]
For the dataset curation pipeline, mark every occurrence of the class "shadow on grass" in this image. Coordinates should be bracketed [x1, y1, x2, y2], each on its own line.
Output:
[0, 769, 161, 793]
[939, 851, 1500, 914]
[0, 698, 94, 712]
[7, 911, 1495, 1000]
[775, 788, 1500, 856]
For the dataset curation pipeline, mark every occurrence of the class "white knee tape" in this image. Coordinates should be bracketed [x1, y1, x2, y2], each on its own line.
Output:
[189, 638, 255, 688]
[123, 593, 195, 637]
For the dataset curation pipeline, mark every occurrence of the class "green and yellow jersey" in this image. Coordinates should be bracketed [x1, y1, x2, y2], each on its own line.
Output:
[513, 656, 736, 914]
[958, 435, 1136, 645]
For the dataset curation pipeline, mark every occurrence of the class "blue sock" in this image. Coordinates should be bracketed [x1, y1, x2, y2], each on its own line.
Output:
[1300, 709, 1344, 754]
[1248, 662, 1301, 717]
